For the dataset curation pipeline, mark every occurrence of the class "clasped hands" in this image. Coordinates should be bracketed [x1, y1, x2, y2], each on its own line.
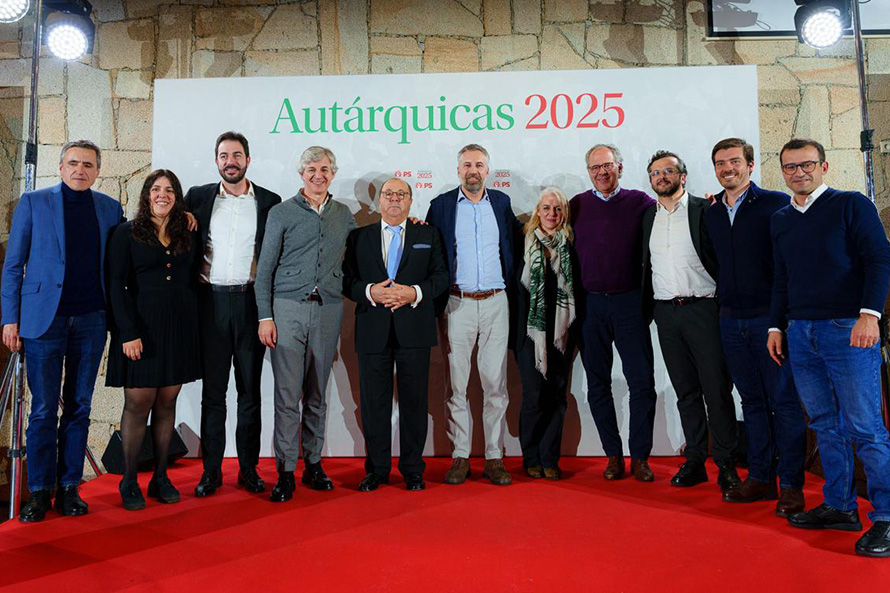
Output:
[370, 279, 417, 311]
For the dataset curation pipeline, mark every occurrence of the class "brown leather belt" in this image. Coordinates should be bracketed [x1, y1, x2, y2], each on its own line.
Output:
[657, 296, 707, 307]
[449, 288, 504, 300]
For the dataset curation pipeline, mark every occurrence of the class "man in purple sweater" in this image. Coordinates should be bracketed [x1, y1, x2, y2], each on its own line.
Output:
[570, 144, 658, 482]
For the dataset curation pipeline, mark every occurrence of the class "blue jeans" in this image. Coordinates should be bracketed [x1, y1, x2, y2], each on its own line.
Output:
[720, 316, 806, 489]
[787, 318, 890, 522]
[22, 311, 107, 492]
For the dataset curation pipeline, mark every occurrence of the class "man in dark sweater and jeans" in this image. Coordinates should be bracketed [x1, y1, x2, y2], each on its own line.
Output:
[768, 138, 890, 557]
[704, 138, 807, 517]
[570, 144, 658, 482]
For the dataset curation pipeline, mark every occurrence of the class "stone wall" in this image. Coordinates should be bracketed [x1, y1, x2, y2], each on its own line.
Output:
[0, 0, 887, 487]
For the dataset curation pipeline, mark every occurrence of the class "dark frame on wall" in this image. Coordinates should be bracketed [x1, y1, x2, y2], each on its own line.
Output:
[706, 0, 890, 39]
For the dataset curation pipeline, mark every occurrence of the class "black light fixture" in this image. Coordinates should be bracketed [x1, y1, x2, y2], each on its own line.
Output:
[794, 0, 851, 49]
[44, 0, 94, 61]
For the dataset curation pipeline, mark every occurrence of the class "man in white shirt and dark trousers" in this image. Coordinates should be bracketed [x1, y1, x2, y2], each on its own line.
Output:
[185, 132, 281, 497]
[642, 150, 741, 495]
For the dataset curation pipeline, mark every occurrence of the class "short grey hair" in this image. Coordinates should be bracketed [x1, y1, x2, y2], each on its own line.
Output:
[378, 177, 413, 200]
[298, 146, 338, 174]
[585, 143, 623, 166]
[60, 140, 101, 169]
[457, 143, 490, 166]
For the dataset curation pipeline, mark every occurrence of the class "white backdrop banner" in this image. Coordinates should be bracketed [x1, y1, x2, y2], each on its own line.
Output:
[153, 65, 760, 458]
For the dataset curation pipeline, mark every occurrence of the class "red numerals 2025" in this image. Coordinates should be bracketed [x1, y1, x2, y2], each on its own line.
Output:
[524, 93, 625, 130]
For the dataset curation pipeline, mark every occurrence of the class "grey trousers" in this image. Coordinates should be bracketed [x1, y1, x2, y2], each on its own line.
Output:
[270, 298, 343, 471]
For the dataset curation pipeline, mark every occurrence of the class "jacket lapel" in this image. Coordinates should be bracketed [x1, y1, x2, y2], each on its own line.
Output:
[396, 221, 416, 276]
[370, 222, 388, 278]
[688, 196, 703, 258]
[50, 184, 65, 257]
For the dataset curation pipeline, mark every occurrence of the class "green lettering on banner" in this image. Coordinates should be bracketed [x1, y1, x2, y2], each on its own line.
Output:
[449, 104, 471, 131]
[271, 98, 300, 134]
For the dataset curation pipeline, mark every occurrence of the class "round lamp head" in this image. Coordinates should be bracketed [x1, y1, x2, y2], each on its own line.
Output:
[0, 0, 30, 23]
[44, 12, 90, 61]
[800, 9, 845, 48]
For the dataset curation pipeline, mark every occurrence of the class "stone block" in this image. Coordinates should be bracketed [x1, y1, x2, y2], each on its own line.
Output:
[370, 54, 422, 75]
[100, 150, 152, 178]
[124, 168, 152, 215]
[541, 24, 591, 71]
[797, 39, 855, 60]
[423, 37, 478, 73]
[458, 0, 482, 16]
[494, 57, 538, 71]
[117, 99, 153, 151]
[735, 39, 797, 65]
[627, 0, 683, 27]
[867, 39, 890, 75]
[0, 21, 21, 60]
[157, 6, 193, 79]
[589, 0, 625, 24]
[758, 153, 784, 194]
[483, 0, 511, 36]
[780, 57, 858, 86]
[37, 96, 66, 146]
[757, 64, 801, 106]
[320, 0, 369, 75]
[244, 50, 320, 77]
[253, 5, 318, 51]
[371, 36, 422, 57]
[794, 86, 831, 148]
[370, 0, 483, 37]
[759, 105, 797, 154]
[0, 58, 28, 88]
[481, 34, 538, 70]
[97, 20, 156, 71]
[36, 143, 63, 179]
[67, 62, 114, 150]
[125, 0, 167, 19]
[685, 0, 734, 66]
[824, 149, 865, 194]
[513, 0, 541, 34]
[831, 85, 860, 114]
[191, 50, 243, 79]
[93, 177, 121, 200]
[544, 0, 587, 23]
[38, 58, 65, 97]
[94, 0, 126, 22]
[195, 7, 273, 52]
[587, 23, 645, 64]
[114, 70, 152, 100]
[830, 108, 861, 150]
[643, 26, 682, 65]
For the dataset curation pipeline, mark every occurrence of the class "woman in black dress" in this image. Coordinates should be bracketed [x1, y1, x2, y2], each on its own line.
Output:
[107, 169, 201, 510]
[511, 187, 578, 480]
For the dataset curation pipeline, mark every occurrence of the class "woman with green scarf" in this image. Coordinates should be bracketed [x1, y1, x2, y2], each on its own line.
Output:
[511, 187, 578, 480]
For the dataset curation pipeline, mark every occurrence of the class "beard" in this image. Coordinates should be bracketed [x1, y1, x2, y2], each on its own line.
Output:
[462, 174, 483, 193]
[219, 165, 246, 184]
[654, 178, 681, 197]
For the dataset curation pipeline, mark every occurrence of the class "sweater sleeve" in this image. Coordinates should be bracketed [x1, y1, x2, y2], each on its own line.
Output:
[255, 210, 284, 320]
[849, 194, 890, 314]
[769, 215, 789, 331]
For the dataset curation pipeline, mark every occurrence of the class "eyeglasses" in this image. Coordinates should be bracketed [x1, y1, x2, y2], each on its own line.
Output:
[648, 167, 680, 178]
[381, 190, 410, 201]
[780, 161, 822, 175]
[587, 162, 616, 174]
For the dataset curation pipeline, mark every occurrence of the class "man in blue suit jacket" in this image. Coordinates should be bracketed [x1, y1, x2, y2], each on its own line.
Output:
[1, 140, 123, 523]
[425, 144, 520, 486]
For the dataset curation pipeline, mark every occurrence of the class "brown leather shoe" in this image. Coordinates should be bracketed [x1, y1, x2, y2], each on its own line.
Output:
[444, 457, 470, 485]
[525, 465, 544, 479]
[543, 466, 562, 480]
[482, 459, 513, 485]
[603, 456, 625, 480]
[723, 478, 779, 503]
[630, 459, 654, 482]
[776, 487, 805, 517]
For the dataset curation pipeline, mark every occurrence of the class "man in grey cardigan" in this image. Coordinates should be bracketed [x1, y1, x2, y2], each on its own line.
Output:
[255, 146, 356, 502]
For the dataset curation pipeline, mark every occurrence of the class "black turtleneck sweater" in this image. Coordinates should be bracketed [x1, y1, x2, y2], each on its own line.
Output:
[57, 182, 105, 316]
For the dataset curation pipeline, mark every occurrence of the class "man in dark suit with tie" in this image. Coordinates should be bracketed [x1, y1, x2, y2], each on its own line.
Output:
[642, 150, 740, 495]
[184, 131, 281, 496]
[343, 178, 449, 491]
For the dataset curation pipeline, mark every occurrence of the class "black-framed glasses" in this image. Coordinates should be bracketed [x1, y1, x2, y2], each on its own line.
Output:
[587, 162, 616, 174]
[381, 190, 410, 200]
[781, 160, 822, 175]
[648, 167, 680, 178]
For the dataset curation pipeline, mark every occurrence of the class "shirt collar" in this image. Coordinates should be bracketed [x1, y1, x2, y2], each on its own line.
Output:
[593, 185, 621, 201]
[219, 180, 255, 199]
[299, 189, 331, 210]
[381, 219, 408, 232]
[723, 186, 749, 208]
[790, 183, 828, 212]
[657, 190, 688, 212]
[457, 187, 489, 203]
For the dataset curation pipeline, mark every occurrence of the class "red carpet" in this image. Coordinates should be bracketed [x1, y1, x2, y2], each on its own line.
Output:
[1, 457, 889, 592]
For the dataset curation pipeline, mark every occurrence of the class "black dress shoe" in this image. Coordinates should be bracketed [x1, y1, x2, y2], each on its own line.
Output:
[194, 470, 223, 497]
[270, 472, 296, 502]
[671, 462, 708, 487]
[404, 474, 425, 491]
[147, 475, 181, 504]
[301, 462, 334, 491]
[119, 480, 146, 511]
[358, 473, 389, 492]
[54, 485, 89, 516]
[788, 503, 862, 531]
[716, 463, 742, 493]
[238, 468, 266, 493]
[19, 490, 52, 523]
[856, 521, 890, 557]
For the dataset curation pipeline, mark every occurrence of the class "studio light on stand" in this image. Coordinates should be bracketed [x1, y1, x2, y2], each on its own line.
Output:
[0, 0, 29, 23]
[44, 0, 93, 61]
[794, 0, 849, 49]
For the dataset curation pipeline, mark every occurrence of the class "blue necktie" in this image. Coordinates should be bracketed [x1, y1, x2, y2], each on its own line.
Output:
[386, 225, 402, 280]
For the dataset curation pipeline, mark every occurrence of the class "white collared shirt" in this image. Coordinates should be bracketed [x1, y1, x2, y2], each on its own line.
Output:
[201, 181, 258, 285]
[301, 190, 330, 214]
[789, 183, 828, 214]
[365, 219, 422, 307]
[649, 191, 716, 300]
[593, 185, 621, 201]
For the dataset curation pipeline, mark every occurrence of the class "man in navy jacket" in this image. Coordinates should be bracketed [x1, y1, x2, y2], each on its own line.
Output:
[426, 144, 519, 486]
[704, 138, 806, 517]
[768, 138, 890, 557]
[1, 140, 123, 522]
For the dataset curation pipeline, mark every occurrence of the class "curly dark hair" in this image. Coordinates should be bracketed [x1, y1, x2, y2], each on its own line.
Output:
[130, 169, 191, 255]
